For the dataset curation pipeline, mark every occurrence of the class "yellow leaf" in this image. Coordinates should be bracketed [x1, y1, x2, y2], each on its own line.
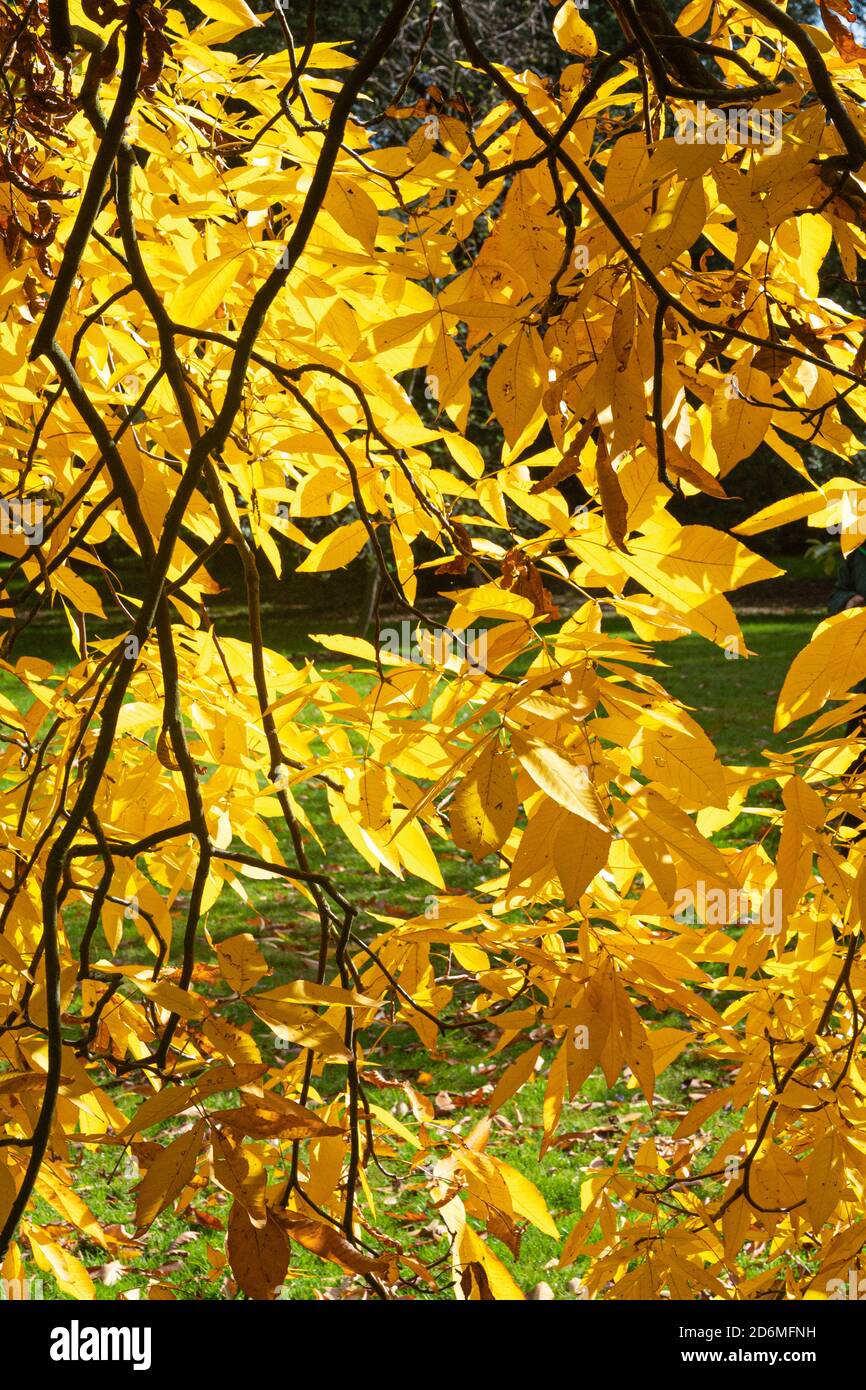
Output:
[722, 1194, 751, 1262]
[28, 1231, 94, 1300]
[733, 491, 822, 536]
[512, 734, 608, 830]
[496, 1159, 559, 1237]
[608, 519, 782, 614]
[309, 632, 379, 662]
[566, 974, 611, 1092]
[296, 520, 368, 573]
[450, 744, 519, 862]
[488, 1043, 543, 1113]
[249, 998, 352, 1061]
[553, 813, 610, 906]
[451, 941, 489, 972]
[646, 1027, 692, 1075]
[634, 715, 728, 808]
[51, 567, 106, 618]
[135, 1120, 206, 1230]
[805, 1130, 844, 1230]
[367, 1102, 421, 1149]
[487, 329, 544, 449]
[203, 1014, 262, 1066]
[553, 2, 598, 57]
[170, 250, 248, 328]
[775, 608, 866, 730]
[0, 1161, 16, 1231]
[322, 177, 379, 252]
[394, 818, 447, 888]
[458, 1219, 525, 1300]
[216, 932, 269, 994]
[641, 178, 707, 272]
[133, 977, 208, 1020]
[260, 980, 379, 1008]
[712, 363, 774, 476]
[123, 1086, 190, 1136]
[541, 1042, 567, 1156]
[357, 765, 392, 831]
[191, 0, 262, 28]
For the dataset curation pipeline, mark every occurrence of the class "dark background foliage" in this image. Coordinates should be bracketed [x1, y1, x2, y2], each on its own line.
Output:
[168, 0, 864, 569]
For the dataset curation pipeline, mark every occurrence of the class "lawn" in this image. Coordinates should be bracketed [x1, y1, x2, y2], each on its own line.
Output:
[0, 606, 820, 1300]
[657, 617, 817, 765]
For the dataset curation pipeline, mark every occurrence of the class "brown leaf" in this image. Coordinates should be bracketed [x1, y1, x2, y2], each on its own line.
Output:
[156, 726, 181, 771]
[211, 1130, 267, 1222]
[227, 1202, 289, 1301]
[749, 343, 792, 381]
[820, 1, 866, 61]
[435, 554, 471, 576]
[135, 1120, 206, 1230]
[279, 1215, 389, 1279]
[595, 440, 629, 552]
[460, 1260, 495, 1300]
[531, 417, 594, 494]
[501, 550, 559, 620]
[217, 1100, 344, 1141]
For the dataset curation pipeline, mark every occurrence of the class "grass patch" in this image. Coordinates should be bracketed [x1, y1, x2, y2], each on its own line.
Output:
[1, 607, 819, 1299]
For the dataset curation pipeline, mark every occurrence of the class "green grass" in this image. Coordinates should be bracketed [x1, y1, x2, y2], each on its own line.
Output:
[656, 617, 816, 765]
[0, 607, 822, 1300]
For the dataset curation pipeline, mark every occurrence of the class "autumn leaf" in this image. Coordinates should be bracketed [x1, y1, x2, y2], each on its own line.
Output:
[595, 441, 629, 552]
[3, 0, 866, 1308]
[553, 813, 611, 906]
[775, 608, 866, 729]
[553, 2, 598, 57]
[296, 521, 369, 573]
[450, 743, 518, 862]
[487, 329, 544, 448]
[135, 1121, 206, 1231]
[212, 1131, 268, 1222]
[216, 933, 269, 994]
[279, 1215, 390, 1279]
[247, 998, 353, 1061]
[511, 734, 609, 830]
[215, 1101, 344, 1140]
[171, 251, 249, 327]
[227, 1203, 289, 1301]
